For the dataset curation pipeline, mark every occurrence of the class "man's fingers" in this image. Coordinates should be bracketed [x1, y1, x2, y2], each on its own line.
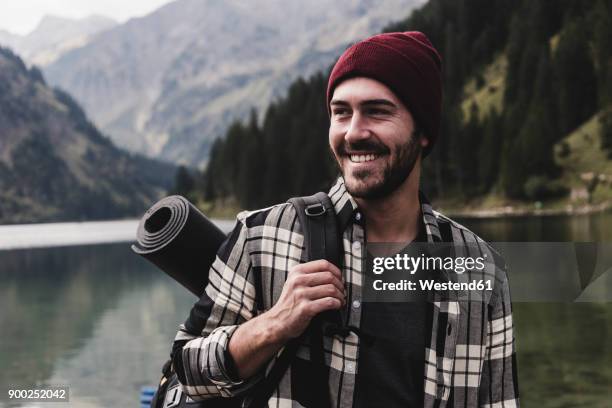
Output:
[293, 259, 342, 280]
[297, 271, 345, 294]
[302, 284, 346, 304]
[307, 297, 343, 315]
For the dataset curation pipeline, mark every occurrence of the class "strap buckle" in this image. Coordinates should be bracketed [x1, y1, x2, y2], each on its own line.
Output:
[305, 203, 326, 216]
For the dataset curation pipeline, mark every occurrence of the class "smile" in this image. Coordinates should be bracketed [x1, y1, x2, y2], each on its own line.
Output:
[349, 154, 379, 163]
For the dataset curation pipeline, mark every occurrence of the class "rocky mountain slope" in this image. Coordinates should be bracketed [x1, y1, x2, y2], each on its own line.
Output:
[43, 0, 424, 165]
[0, 15, 116, 66]
[0, 47, 174, 224]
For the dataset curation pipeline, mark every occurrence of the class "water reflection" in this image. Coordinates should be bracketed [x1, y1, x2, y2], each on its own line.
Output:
[463, 212, 612, 406]
[0, 244, 194, 407]
[0, 212, 611, 407]
[514, 303, 612, 406]
[458, 211, 612, 242]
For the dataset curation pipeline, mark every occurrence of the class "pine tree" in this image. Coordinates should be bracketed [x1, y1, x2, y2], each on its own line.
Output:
[600, 110, 612, 157]
[592, 0, 612, 106]
[204, 138, 225, 201]
[554, 19, 598, 134]
[478, 110, 503, 192]
[172, 166, 195, 197]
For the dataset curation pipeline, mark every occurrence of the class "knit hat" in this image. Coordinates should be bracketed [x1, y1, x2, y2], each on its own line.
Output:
[327, 31, 442, 156]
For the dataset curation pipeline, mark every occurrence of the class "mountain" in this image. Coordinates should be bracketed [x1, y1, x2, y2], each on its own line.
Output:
[0, 30, 20, 49]
[0, 47, 175, 224]
[0, 15, 116, 66]
[43, 0, 424, 165]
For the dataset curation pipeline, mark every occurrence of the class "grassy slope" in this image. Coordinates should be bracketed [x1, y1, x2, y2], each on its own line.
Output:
[554, 110, 612, 204]
[461, 53, 507, 121]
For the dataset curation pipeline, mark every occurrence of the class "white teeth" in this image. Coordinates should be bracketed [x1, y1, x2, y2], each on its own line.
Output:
[350, 154, 378, 163]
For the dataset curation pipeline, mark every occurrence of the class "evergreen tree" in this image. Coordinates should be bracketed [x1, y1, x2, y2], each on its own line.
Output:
[554, 19, 598, 134]
[204, 138, 224, 201]
[501, 45, 561, 198]
[453, 102, 482, 194]
[600, 110, 612, 157]
[172, 166, 195, 197]
[237, 110, 267, 208]
[478, 110, 503, 192]
[592, 0, 612, 106]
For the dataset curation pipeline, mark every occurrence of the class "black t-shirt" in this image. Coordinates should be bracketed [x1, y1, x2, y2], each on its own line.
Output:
[353, 222, 427, 408]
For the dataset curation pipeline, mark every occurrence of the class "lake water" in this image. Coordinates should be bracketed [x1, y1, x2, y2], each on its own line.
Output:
[1, 212, 611, 407]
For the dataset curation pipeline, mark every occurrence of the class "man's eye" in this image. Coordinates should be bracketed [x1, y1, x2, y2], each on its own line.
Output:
[367, 108, 389, 115]
[333, 109, 350, 116]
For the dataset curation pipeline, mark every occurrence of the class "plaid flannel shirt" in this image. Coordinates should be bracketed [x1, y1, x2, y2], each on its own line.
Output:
[172, 177, 519, 407]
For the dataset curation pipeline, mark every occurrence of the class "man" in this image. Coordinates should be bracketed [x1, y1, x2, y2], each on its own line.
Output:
[172, 31, 519, 407]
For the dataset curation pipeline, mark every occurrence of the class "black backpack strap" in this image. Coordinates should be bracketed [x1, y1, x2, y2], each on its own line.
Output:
[243, 192, 342, 408]
[290, 191, 343, 270]
[289, 192, 344, 332]
[289, 192, 342, 408]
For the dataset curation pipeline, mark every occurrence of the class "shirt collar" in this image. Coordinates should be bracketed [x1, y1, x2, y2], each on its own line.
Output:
[327, 177, 442, 243]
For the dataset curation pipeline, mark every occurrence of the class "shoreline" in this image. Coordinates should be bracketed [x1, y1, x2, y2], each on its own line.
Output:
[0, 218, 234, 250]
[1, 202, 610, 250]
[440, 200, 612, 219]
[0, 219, 140, 250]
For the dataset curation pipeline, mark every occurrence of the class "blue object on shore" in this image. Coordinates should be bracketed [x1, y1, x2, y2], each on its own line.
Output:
[140, 386, 156, 407]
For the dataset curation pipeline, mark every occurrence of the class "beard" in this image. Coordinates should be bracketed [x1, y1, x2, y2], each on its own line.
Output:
[336, 131, 422, 199]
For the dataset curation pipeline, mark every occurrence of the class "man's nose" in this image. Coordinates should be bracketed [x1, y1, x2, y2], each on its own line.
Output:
[345, 112, 371, 143]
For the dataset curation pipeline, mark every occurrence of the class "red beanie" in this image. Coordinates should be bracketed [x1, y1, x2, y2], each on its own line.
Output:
[327, 31, 443, 156]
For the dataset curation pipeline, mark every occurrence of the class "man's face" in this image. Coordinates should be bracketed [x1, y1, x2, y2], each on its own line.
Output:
[329, 77, 428, 199]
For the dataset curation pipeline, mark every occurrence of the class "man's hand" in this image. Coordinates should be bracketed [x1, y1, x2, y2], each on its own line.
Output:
[228, 260, 345, 379]
[267, 259, 346, 341]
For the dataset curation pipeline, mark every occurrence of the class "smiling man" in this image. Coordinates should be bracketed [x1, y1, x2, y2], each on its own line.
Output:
[172, 31, 519, 408]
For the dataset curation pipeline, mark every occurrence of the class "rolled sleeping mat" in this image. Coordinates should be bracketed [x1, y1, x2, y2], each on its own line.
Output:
[132, 195, 227, 297]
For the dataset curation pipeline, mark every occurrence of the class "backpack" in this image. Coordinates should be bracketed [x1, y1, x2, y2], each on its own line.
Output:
[150, 192, 342, 408]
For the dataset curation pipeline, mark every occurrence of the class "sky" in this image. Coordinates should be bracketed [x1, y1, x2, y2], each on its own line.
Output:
[0, 0, 175, 35]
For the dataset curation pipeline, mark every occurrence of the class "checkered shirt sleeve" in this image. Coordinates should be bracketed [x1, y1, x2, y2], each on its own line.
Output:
[172, 215, 262, 400]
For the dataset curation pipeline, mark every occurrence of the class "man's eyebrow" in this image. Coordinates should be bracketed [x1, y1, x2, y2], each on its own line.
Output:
[329, 99, 397, 108]
[360, 99, 397, 108]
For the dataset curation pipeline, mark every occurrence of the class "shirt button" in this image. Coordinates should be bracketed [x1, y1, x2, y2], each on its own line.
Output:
[355, 212, 362, 221]
[352, 241, 361, 251]
[347, 363, 355, 371]
[352, 299, 361, 309]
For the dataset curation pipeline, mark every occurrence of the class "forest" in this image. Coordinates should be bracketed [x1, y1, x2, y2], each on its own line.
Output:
[176, 0, 612, 211]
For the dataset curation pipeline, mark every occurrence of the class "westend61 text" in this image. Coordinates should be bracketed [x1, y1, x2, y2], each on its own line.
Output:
[373, 279, 493, 291]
